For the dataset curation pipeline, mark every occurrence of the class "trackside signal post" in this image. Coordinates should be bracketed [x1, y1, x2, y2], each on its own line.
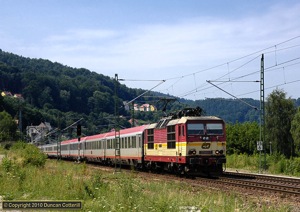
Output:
[77, 124, 81, 162]
[260, 54, 266, 171]
[114, 74, 121, 172]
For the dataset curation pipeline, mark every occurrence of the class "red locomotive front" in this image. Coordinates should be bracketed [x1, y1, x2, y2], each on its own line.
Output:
[144, 108, 226, 176]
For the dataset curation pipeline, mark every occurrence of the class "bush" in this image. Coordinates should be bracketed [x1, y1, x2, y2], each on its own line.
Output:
[1, 157, 13, 172]
[8, 142, 47, 167]
[23, 144, 47, 167]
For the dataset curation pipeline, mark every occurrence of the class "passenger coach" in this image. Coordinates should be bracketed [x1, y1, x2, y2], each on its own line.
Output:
[40, 107, 226, 176]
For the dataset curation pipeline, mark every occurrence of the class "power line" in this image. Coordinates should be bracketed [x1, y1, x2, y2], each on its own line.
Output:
[237, 79, 300, 97]
[161, 36, 300, 90]
[125, 80, 166, 105]
[178, 56, 300, 98]
[207, 80, 258, 110]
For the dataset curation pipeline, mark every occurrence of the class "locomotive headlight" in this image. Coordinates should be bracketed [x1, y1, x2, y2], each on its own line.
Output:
[188, 149, 197, 155]
[215, 150, 224, 155]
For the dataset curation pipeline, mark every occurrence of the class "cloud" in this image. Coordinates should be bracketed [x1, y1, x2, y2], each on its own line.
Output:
[2, 2, 300, 98]
[45, 29, 117, 43]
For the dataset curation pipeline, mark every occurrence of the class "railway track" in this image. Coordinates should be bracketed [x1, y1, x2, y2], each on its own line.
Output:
[85, 161, 300, 195]
[218, 171, 300, 196]
[62, 159, 300, 202]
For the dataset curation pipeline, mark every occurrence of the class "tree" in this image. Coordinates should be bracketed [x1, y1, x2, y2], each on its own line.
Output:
[290, 107, 300, 155]
[265, 89, 296, 157]
[0, 111, 17, 141]
[226, 122, 260, 154]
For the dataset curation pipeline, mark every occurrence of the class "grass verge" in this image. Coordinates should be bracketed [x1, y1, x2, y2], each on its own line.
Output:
[0, 143, 296, 211]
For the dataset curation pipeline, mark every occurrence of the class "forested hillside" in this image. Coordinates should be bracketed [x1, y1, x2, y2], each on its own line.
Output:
[1, 49, 299, 139]
[0, 49, 167, 137]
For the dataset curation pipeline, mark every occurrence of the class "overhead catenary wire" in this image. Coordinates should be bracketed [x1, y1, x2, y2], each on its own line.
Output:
[178, 56, 300, 99]
[237, 79, 300, 97]
[120, 35, 300, 100]
[207, 80, 258, 110]
[124, 80, 166, 106]
[161, 36, 300, 89]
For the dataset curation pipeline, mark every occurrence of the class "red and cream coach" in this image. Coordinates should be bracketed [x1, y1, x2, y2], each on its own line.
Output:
[40, 108, 226, 176]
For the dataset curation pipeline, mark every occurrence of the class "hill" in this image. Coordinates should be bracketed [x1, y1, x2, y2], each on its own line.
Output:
[1, 49, 299, 138]
[0, 49, 166, 137]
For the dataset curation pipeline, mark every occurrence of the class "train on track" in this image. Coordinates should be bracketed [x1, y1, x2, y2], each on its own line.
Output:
[40, 108, 226, 176]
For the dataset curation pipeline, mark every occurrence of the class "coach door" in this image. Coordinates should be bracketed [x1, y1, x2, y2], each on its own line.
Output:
[103, 139, 106, 160]
[138, 134, 142, 159]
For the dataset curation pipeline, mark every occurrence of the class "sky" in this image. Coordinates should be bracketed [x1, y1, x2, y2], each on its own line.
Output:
[1, 0, 300, 101]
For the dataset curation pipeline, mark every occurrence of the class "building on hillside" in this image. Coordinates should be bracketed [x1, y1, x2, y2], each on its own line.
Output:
[123, 102, 157, 112]
[134, 104, 139, 111]
[139, 104, 156, 112]
[26, 122, 52, 144]
[13, 94, 24, 100]
[1, 91, 24, 100]
[1, 91, 13, 97]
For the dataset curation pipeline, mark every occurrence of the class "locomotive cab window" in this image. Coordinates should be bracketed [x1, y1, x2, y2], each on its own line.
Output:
[206, 123, 223, 135]
[187, 123, 204, 135]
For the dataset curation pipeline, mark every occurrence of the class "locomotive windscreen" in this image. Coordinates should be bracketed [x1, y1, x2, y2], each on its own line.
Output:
[206, 123, 223, 135]
[187, 123, 204, 135]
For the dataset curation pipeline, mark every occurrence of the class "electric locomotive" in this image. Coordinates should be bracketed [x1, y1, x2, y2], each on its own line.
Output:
[144, 107, 226, 176]
[40, 107, 226, 176]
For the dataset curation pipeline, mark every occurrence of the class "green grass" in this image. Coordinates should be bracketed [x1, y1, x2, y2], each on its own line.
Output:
[0, 160, 293, 211]
[0, 144, 296, 211]
[226, 153, 300, 176]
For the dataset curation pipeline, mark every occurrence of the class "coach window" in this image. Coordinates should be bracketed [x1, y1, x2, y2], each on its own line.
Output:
[128, 137, 131, 148]
[102, 140, 105, 149]
[121, 138, 124, 148]
[132, 136, 136, 148]
[124, 137, 127, 149]
[107, 140, 110, 149]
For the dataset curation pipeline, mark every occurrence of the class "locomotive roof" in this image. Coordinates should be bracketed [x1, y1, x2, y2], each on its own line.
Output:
[177, 116, 223, 123]
[146, 116, 223, 129]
